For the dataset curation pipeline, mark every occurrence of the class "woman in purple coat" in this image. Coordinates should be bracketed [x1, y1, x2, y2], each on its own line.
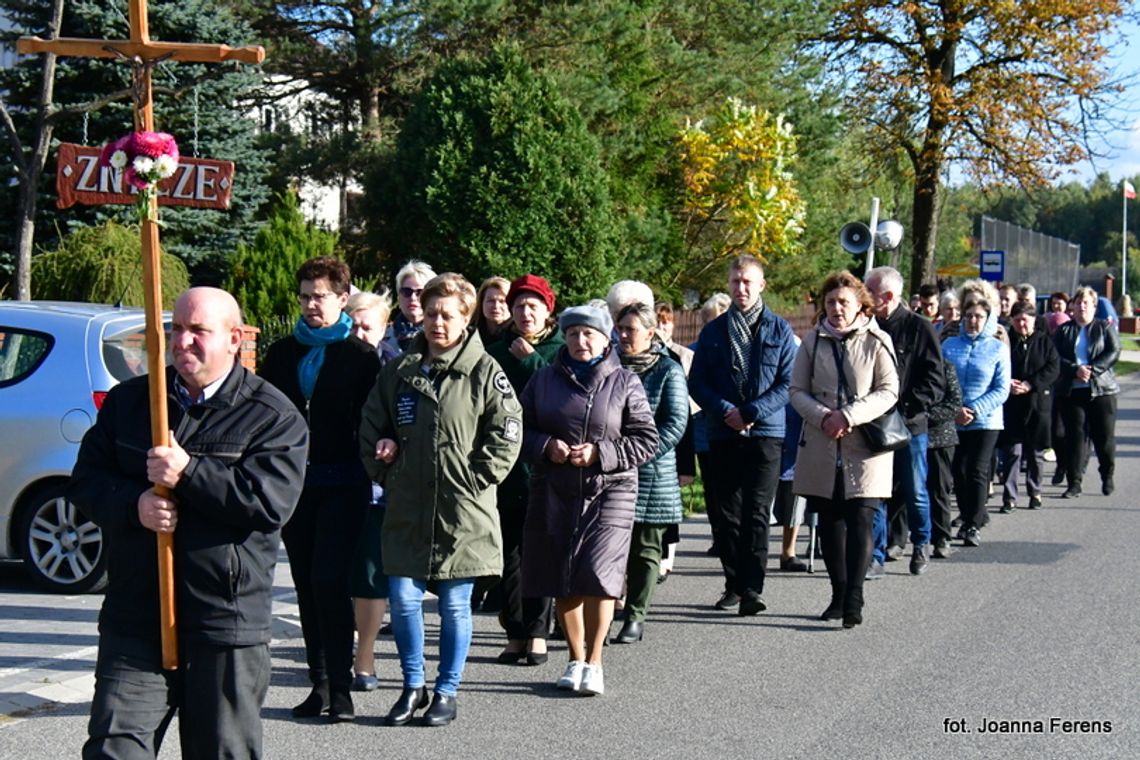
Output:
[520, 304, 658, 697]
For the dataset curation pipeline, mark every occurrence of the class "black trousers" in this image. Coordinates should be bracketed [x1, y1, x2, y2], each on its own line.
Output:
[499, 504, 552, 640]
[282, 482, 369, 691]
[1061, 390, 1116, 487]
[807, 469, 878, 601]
[84, 634, 270, 760]
[704, 436, 782, 597]
[927, 445, 955, 544]
[999, 441, 1043, 502]
[952, 430, 1000, 531]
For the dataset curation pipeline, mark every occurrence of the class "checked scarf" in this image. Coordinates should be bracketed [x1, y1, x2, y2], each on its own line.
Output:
[728, 299, 765, 398]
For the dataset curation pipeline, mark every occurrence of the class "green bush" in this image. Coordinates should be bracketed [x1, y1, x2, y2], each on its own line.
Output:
[364, 45, 620, 304]
[31, 221, 189, 308]
[225, 192, 338, 327]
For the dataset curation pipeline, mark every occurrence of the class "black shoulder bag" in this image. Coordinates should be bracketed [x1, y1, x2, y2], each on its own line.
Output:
[828, 335, 910, 453]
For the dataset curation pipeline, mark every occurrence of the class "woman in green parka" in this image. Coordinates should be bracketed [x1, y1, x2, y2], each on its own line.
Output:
[359, 273, 521, 728]
[485, 274, 564, 665]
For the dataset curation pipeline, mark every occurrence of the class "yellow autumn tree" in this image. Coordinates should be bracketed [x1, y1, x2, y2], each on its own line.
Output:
[825, 0, 1132, 293]
[674, 97, 806, 292]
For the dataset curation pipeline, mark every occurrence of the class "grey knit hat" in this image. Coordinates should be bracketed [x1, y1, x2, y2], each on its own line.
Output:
[559, 304, 613, 338]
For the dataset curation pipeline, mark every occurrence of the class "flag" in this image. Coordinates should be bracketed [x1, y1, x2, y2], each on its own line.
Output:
[1127, 180, 1137, 200]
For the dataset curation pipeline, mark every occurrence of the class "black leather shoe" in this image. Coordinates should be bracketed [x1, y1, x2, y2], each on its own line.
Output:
[1051, 469, 1066, 486]
[738, 592, 767, 616]
[421, 693, 457, 727]
[1028, 495, 1043, 510]
[328, 689, 354, 723]
[842, 589, 864, 628]
[714, 591, 740, 610]
[780, 555, 808, 572]
[1102, 477, 1114, 496]
[525, 646, 548, 666]
[385, 686, 429, 726]
[1061, 486, 1082, 499]
[842, 610, 863, 628]
[820, 589, 844, 621]
[292, 680, 329, 718]
[612, 619, 643, 644]
[496, 647, 526, 664]
[909, 544, 929, 576]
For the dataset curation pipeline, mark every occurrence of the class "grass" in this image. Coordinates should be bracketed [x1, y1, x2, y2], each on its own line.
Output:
[681, 476, 706, 516]
[1115, 360, 1140, 376]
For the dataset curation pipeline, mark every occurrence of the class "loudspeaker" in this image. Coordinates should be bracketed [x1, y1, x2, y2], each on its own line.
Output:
[839, 222, 872, 254]
[874, 220, 904, 250]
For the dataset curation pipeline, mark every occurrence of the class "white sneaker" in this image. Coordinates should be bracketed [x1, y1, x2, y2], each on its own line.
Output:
[556, 660, 586, 691]
[1043, 448, 1056, 462]
[579, 664, 604, 696]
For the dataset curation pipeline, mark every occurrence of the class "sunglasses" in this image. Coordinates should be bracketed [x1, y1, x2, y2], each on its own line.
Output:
[399, 287, 424, 299]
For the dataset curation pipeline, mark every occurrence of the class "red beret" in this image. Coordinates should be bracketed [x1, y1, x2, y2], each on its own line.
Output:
[507, 274, 556, 312]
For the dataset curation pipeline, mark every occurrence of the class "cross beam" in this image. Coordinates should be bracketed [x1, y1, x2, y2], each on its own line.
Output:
[17, 0, 265, 672]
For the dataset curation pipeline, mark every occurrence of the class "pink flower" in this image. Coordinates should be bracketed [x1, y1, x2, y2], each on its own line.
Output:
[123, 167, 150, 190]
[130, 131, 179, 162]
[99, 136, 130, 168]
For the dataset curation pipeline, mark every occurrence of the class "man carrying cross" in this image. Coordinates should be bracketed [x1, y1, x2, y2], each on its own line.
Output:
[69, 288, 308, 759]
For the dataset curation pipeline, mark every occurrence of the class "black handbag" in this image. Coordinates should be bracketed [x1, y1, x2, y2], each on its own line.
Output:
[826, 336, 911, 453]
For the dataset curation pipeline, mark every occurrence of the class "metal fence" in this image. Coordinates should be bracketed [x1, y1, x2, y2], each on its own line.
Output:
[980, 216, 1080, 294]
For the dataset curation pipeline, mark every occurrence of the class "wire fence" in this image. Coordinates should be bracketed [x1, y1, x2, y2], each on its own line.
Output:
[980, 216, 1080, 294]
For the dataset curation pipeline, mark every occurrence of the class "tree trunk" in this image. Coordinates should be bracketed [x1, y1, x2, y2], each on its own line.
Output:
[909, 159, 941, 295]
[12, 0, 65, 301]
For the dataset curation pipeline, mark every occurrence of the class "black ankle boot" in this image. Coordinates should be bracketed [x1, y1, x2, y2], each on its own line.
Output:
[843, 588, 864, 628]
[422, 692, 458, 727]
[385, 686, 430, 726]
[820, 585, 845, 621]
[328, 687, 354, 723]
[292, 679, 329, 718]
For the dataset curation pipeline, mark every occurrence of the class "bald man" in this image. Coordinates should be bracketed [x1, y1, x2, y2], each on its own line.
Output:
[70, 287, 308, 760]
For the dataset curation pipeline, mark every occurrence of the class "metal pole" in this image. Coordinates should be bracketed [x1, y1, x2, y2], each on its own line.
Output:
[865, 196, 880, 277]
[1124, 184, 1129, 297]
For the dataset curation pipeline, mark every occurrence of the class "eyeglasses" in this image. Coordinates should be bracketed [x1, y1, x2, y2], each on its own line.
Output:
[297, 292, 337, 304]
[399, 287, 424, 299]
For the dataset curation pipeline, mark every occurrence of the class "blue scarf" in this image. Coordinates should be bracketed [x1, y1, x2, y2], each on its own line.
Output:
[293, 312, 352, 400]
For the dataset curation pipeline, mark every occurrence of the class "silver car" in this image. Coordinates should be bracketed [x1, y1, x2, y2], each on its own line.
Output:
[0, 301, 169, 593]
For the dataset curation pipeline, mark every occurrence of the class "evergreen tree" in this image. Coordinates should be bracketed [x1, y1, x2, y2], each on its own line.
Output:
[363, 45, 619, 304]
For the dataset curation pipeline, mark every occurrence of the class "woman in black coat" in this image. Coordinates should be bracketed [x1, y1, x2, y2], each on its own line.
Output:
[260, 257, 381, 722]
[998, 302, 1060, 511]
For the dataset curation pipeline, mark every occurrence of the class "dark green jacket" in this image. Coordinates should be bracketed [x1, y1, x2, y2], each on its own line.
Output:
[485, 323, 565, 511]
[359, 329, 522, 580]
[629, 351, 688, 524]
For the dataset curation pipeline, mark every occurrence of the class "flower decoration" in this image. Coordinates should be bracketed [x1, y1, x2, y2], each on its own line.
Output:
[99, 131, 180, 225]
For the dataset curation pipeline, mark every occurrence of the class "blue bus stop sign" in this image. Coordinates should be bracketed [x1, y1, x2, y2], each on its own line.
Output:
[980, 250, 1005, 282]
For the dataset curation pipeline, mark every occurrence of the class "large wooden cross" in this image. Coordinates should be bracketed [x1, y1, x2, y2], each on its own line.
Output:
[18, 0, 265, 671]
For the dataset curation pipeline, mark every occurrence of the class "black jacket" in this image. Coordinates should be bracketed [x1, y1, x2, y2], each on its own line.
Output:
[260, 334, 381, 484]
[1053, 320, 1120, 398]
[876, 306, 945, 434]
[926, 358, 962, 450]
[1000, 330, 1060, 445]
[69, 365, 308, 646]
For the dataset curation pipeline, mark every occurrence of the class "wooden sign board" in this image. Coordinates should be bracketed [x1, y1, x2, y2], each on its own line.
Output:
[56, 143, 235, 210]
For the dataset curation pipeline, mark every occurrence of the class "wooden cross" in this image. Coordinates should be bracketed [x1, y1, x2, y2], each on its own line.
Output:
[18, 0, 265, 671]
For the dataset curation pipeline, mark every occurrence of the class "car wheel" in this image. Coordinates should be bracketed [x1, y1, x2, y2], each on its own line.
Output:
[19, 483, 107, 593]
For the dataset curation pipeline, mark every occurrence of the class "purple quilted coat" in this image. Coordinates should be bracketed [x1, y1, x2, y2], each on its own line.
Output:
[520, 347, 659, 598]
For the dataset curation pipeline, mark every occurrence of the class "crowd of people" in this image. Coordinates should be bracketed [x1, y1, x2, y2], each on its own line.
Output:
[68, 254, 1122, 756]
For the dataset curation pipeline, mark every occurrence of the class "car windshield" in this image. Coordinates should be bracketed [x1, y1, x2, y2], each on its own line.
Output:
[102, 324, 171, 382]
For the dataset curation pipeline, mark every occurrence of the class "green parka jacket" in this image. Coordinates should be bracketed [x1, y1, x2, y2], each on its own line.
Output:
[359, 328, 522, 580]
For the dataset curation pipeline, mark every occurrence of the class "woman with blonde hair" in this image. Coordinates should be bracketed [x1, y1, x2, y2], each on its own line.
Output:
[475, 276, 512, 346]
[791, 271, 899, 628]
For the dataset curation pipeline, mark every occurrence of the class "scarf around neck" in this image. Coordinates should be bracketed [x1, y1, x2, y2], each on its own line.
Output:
[820, 313, 870, 341]
[293, 312, 352, 400]
[620, 338, 664, 375]
[728, 299, 764, 396]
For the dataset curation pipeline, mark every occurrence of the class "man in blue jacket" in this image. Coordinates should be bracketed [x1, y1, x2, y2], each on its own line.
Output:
[689, 256, 796, 615]
[70, 288, 308, 759]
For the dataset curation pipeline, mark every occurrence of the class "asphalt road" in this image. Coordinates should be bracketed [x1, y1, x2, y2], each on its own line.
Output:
[2, 381, 1139, 759]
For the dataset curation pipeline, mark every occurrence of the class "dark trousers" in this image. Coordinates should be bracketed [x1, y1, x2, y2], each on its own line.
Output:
[84, 634, 270, 760]
[1061, 390, 1116, 488]
[952, 430, 1000, 531]
[927, 445, 955, 545]
[999, 441, 1042, 503]
[499, 504, 552, 640]
[624, 523, 669, 622]
[697, 450, 720, 550]
[807, 470, 877, 605]
[282, 483, 369, 691]
[705, 437, 782, 597]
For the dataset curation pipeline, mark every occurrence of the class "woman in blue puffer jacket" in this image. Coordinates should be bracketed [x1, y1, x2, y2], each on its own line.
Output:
[941, 281, 1011, 547]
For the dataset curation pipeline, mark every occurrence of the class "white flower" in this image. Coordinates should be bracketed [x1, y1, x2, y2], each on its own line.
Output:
[155, 154, 178, 179]
[133, 156, 155, 175]
[110, 150, 128, 169]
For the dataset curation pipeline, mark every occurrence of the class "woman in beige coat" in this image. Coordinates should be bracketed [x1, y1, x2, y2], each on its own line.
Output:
[791, 271, 899, 628]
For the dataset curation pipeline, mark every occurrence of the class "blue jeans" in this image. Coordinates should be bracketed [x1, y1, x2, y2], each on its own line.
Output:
[898, 432, 932, 546]
[872, 502, 887, 564]
[388, 576, 475, 696]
